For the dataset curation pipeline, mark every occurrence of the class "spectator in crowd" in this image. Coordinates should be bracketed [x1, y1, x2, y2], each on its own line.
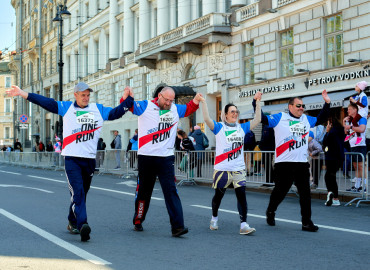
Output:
[46, 141, 54, 152]
[188, 126, 194, 137]
[96, 138, 106, 169]
[259, 125, 275, 184]
[365, 112, 370, 151]
[260, 90, 331, 232]
[54, 136, 62, 166]
[14, 138, 22, 162]
[323, 116, 345, 206]
[191, 125, 209, 178]
[253, 144, 262, 175]
[344, 103, 367, 192]
[38, 141, 45, 152]
[112, 130, 122, 170]
[177, 130, 197, 178]
[311, 124, 325, 145]
[243, 130, 256, 176]
[308, 131, 322, 189]
[7, 83, 133, 242]
[128, 129, 138, 168]
[14, 138, 22, 152]
[199, 91, 262, 235]
[346, 81, 368, 145]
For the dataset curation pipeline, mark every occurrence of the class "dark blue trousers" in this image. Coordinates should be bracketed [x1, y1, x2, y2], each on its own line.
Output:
[133, 155, 184, 230]
[65, 156, 95, 230]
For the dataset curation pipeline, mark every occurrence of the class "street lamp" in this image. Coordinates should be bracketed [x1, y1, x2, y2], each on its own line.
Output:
[53, 2, 71, 141]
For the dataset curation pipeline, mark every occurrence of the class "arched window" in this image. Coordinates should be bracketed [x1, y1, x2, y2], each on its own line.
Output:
[184, 64, 196, 80]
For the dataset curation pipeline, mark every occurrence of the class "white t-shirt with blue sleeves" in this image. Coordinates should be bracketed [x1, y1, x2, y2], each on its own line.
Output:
[267, 112, 316, 163]
[212, 120, 250, 171]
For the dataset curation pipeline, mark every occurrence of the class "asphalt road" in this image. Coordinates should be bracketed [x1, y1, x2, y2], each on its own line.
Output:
[0, 165, 369, 270]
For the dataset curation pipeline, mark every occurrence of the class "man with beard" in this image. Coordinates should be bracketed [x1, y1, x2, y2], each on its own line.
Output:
[121, 87, 202, 236]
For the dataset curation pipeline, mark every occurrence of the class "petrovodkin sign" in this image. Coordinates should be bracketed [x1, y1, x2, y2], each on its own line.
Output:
[307, 69, 369, 87]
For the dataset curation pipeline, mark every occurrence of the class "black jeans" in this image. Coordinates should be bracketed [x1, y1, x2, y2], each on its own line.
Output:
[324, 159, 342, 198]
[267, 162, 312, 224]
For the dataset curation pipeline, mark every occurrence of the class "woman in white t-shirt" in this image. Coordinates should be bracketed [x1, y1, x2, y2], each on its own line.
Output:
[199, 92, 262, 235]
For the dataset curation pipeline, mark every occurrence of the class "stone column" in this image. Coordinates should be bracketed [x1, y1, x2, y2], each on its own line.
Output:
[124, 0, 134, 53]
[99, 29, 106, 69]
[139, 0, 150, 43]
[88, 35, 97, 74]
[178, 0, 191, 26]
[70, 47, 76, 81]
[202, 0, 217, 15]
[231, 0, 247, 9]
[109, 0, 119, 59]
[157, 0, 169, 35]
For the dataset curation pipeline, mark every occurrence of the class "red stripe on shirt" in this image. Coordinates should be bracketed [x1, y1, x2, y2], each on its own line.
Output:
[214, 144, 243, 165]
[276, 132, 309, 158]
[139, 122, 177, 148]
[62, 127, 101, 149]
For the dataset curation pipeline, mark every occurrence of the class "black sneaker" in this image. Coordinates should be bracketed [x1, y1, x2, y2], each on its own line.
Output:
[172, 227, 188, 237]
[134, 224, 143, 231]
[266, 211, 275, 226]
[80, 224, 91, 242]
[67, 221, 79, 234]
[302, 221, 319, 232]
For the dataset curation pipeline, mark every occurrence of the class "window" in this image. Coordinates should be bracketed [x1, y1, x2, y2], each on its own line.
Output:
[143, 73, 151, 100]
[85, 46, 89, 75]
[184, 64, 196, 80]
[5, 99, 11, 113]
[127, 77, 133, 87]
[326, 14, 343, 68]
[85, 3, 89, 21]
[5, 127, 10, 139]
[114, 83, 120, 106]
[225, 0, 232, 12]
[5, 77, 11, 88]
[49, 50, 53, 74]
[243, 42, 254, 84]
[280, 29, 294, 77]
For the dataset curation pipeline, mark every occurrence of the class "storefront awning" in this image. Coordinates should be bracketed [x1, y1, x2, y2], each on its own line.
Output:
[239, 103, 289, 120]
[303, 89, 354, 110]
[239, 89, 356, 120]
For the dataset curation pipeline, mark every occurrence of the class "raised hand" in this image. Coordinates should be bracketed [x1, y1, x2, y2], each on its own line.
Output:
[254, 91, 262, 101]
[193, 93, 204, 104]
[322, 89, 330, 104]
[122, 86, 132, 100]
[6, 85, 22, 97]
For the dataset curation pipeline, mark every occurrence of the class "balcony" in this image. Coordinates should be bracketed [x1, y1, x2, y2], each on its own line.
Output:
[235, 1, 259, 22]
[136, 13, 232, 68]
[277, 0, 297, 7]
[27, 38, 40, 61]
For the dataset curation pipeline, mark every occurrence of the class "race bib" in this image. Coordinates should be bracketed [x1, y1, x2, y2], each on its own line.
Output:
[225, 130, 243, 143]
[76, 111, 95, 124]
[159, 110, 174, 124]
[289, 121, 305, 134]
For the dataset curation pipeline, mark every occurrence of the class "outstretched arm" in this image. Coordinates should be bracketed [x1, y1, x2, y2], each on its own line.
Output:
[7, 85, 59, 114]
[198, 94, 214, 130]
[249, 92, 262, 130]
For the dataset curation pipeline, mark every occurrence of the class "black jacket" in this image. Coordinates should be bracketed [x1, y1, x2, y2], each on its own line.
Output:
[323, 126, 345, 161]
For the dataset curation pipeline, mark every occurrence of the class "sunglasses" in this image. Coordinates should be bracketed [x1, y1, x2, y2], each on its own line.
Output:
[229, 110, 240, 114]
[294, 104, 305, 109]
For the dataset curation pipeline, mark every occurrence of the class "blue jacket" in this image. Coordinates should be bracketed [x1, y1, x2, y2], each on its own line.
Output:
[191, 130, 208, 150]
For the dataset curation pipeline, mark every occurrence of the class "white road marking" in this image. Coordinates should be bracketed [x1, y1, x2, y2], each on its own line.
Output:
[27, 175, 164, 201]
[191, 204, 370, 236]
[117, 180, 138, 188]
[0, 209, 111, 265]
[28, 175, 65, 183]
[0, 184, 53, 193]
[0, 170, 21, 175]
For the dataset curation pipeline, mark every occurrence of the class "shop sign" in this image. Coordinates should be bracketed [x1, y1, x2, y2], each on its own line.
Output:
[307, 69, 369, 88]
[238, 83, 295, 98]
[306, 100, 343, 110]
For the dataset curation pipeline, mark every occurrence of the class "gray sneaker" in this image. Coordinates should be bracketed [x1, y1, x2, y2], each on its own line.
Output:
[210, 220, 218, 230]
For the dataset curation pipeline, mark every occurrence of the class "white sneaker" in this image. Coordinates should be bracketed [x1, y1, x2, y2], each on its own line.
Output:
[210, 220, 218, 230]
[351, 177, 357, 183]
[240, 223, 256, 235]
[332, 199, 340, 206]
[325, 192, 334, 206]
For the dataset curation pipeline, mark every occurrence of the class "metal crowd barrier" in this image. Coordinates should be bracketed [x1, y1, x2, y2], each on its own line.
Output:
[1, 149, 369, 206]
